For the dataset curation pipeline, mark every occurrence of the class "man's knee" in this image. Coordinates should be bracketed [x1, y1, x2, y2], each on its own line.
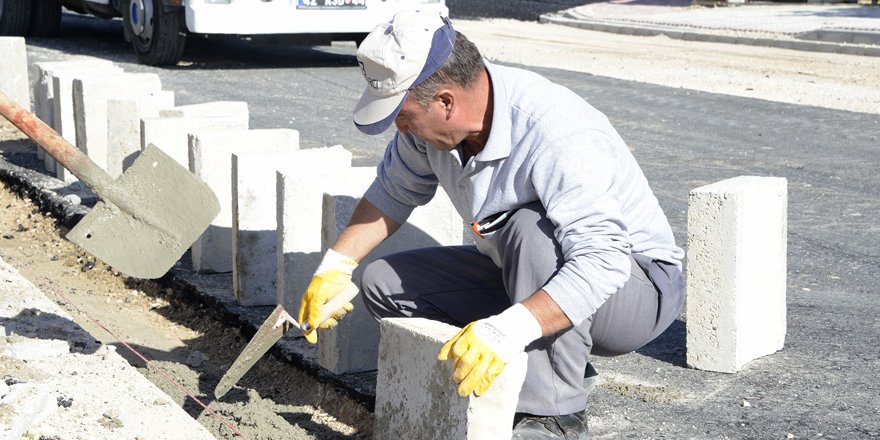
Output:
[360, 258, 396, 320]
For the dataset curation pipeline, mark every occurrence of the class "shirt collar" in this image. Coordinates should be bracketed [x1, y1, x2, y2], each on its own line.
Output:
[472, 60, 512, 162]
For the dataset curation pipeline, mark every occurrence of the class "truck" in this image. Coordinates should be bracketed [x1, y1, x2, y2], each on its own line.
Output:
[0, 0, 448, 66]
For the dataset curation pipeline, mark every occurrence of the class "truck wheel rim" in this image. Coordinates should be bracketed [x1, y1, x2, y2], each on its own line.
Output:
[129, 0, 154, 41]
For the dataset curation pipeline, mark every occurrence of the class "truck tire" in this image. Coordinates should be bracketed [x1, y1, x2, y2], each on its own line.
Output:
[28, 0, 62, 37]
[123, 0, 186, 66]
[0, 0, 32, 36]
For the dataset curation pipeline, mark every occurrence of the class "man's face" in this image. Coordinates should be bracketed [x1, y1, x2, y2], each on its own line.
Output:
[394, 96, 458, 151]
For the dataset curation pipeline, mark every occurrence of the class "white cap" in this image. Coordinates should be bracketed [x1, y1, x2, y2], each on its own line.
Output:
[352, 10, 456, 135]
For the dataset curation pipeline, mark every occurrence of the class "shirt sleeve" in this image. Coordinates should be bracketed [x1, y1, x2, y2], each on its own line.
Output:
[530, 129, 633, 327]
[363, 132, 440, 225]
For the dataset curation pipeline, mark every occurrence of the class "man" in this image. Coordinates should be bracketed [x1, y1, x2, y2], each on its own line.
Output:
[277, 10, 685, 439]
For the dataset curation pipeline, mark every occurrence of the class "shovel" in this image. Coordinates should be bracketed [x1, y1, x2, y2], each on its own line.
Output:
[0, 91, 219, 279]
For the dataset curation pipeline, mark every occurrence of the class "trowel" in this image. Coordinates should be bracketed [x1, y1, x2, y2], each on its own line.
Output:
[214, 283, 359, 399]
[0, 91, 219, 279]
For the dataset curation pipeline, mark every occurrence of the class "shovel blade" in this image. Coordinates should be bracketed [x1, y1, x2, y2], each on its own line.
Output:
[65, 145, 219, 279]
[66, 200, 187, 279]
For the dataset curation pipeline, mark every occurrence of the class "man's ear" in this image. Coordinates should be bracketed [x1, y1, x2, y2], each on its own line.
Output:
[436, 90, 455, 119]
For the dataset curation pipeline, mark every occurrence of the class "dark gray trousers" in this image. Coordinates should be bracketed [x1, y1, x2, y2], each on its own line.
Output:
[361, 202, 684, 416]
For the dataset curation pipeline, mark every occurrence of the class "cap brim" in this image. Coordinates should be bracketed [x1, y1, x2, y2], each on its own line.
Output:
[352, 87, 407, 135]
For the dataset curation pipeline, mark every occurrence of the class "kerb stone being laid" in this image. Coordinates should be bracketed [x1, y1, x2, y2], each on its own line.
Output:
[686, 176, 788, 373]
[72, 74, 163, 171]
[51, 66, 124, 182]
[232, 150, 301, 306]
[374, 318, 527, 440]
[106, 92, 175, 178]
[31, 59, 116, 163]
[275, 146, 352, 313]
[32, 60, 118, 130]
[33, 61, 121, 179]
[160, 101, 248, 119]
[189, 129, 300, 273]
[319, 174, 463, 374]
[142, 115, 249, 168]
[52, 68, 123, 144]
[141, 101, 250, 168]
[0, 37, 29, 109]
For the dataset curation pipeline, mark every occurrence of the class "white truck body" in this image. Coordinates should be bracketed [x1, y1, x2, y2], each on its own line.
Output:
[185, 0, 447, 35]
[0, 0, 446, 65]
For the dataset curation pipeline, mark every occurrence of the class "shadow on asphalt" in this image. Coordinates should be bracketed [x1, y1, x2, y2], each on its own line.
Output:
[635, 319, 687, 368]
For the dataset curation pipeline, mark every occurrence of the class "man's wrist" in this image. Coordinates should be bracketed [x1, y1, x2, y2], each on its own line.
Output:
[473, 303, 542, 361]
[317, 248, 358, 275]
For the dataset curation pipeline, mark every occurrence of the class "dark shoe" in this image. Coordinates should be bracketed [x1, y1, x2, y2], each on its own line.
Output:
[512, 410, 588, 440]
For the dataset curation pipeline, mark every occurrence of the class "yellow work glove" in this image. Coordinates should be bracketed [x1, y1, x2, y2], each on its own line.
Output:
[437, 303, 543, 397]
[297, 248, 358, 344]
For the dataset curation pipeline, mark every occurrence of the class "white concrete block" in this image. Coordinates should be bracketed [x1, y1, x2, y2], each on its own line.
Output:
[106, 91, 175, 178]
[31, 60, 117, 131]
[31, 59, 117, 166]
[50, 67, 124, 182]
[188, 128, 300, 273]
[141, 112, 249, 168]
[375, 318, 526, 439]
[0, 37, 30, 109]
[319, 172, 463, 374]
[275, 146, 353, 313]
[72, 74, 163, 172]
[52, 68, 123, 142]
[686, 176, 788, 373]
[160, 101, 249, 121]
[232, 150, 302, 306]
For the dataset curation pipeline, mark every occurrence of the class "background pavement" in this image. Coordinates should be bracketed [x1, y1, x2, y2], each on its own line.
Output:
[540, 0, 880, 55]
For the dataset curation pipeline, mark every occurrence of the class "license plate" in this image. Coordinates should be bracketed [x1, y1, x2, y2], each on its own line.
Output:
[297, 0, 366, 9]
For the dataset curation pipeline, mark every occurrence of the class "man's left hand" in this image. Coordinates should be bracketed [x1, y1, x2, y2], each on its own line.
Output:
[437, 322, 507, 396]
[437, 303, 543, 397]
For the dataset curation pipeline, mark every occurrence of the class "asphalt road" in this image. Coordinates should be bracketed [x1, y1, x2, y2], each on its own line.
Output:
[21, 9, 880, 439]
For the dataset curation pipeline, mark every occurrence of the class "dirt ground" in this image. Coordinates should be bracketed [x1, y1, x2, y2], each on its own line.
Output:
[0, 121, 371, 438]
[1, 16, 878, 439]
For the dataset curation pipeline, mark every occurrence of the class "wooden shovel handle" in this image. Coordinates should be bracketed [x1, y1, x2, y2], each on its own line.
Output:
[0, 90, 112, 190]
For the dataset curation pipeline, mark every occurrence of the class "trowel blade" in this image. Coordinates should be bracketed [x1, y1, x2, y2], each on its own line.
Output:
[215, 305, 288, 399]
[215, 284, 359, 398]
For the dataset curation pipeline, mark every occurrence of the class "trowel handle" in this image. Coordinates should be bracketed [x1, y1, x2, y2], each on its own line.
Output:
[0, 91, 113, 190]
[300, 283, 360, 332]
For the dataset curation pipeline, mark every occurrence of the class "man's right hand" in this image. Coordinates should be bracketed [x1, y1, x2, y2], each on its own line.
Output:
[297, 249, 358, 344]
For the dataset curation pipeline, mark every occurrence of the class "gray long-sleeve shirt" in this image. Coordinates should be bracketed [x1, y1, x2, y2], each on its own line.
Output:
[363, 61, 684, 326]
